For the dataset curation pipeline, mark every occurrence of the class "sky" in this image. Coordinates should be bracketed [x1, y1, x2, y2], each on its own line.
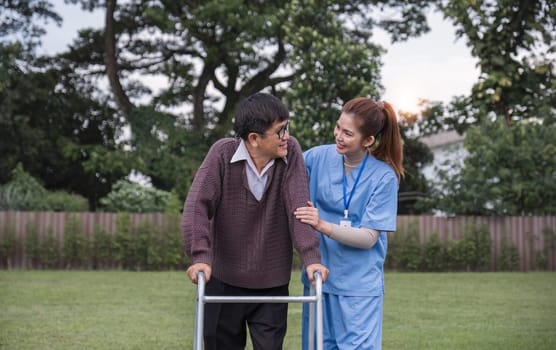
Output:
[41, 1, 480, 114]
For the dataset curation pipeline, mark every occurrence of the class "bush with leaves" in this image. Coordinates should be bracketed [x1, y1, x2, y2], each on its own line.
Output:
[24, 221, 40, 268]
[446, 223, 491, 271]
[40, 227, 61, 268]
[42, 191, 89, 212]
[0, 164, 89, 211]
[158, 215, 187, 269]
[420, 232, 447, 272]
[99, 180, 173, 213]
[62, 215, 90, 269]
[432, 120, 556, 215]
[0, 225, 18, 268]
[113, 213, 135, 269]
[133, 220, 158, 271]
[0, 164, 47, 210]
[497, 233, 520, 271]
[91, 225, 116, 269]
[387, 222, 422, 271]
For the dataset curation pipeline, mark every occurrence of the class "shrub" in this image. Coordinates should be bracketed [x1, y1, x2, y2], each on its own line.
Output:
[40, 227, 61, 268]
[134, 220, 158, 270]
[543, 225, 556, 251]
[91, 225, 116, 269]
[447, 223, 491, 271]
[164, 191, 185, 214]
[62, 215, 90, 269]
[99, 180, 172, 213]
[42, 191, 89, 212]
[0, 225, 18, 268]
[114, 213, 135, 269]
[388, 222, 421, 271]
[420, 232, 447, 272]
[446, 238, 469, 271]
[497, 233, 519, 271]
[0, 164, 89, 211]
[0, 164, 47, 210]
[158, 215, 187, 269]
[24, 221, 40, 268]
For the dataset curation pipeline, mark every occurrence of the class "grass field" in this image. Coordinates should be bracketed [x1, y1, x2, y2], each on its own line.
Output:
[1, 271, 555, 349]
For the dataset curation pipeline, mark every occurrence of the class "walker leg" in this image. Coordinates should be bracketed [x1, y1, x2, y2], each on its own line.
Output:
[193, 272, 205, 350]
[308, 283, 315, 350]
[315, 272, 323, 350]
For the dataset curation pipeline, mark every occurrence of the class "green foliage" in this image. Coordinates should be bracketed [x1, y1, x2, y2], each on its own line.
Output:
[441, 0, 555, 128]
[158, 215, 188, 269]
[0, 225, 17, 268]
[94, 213, 186, 271]
[388, 222, 422, 271]
[164, 191, 185, 214]
[24, 221, 40, 268]
[432, 119, 556, 215]
[62, 215, 90, 269]
[533, 225, 556, 270]
[42, 191, 89, 212]
[420, 232, 446, 272]
[497, 233, 520, 271]
[99, 180, 173, 213]
[114, 213, 134, 269]
[40, 227, 61, 268]
[398, 129, 435, 214]
[543, 225, 556, 251]
[0, 38, 128, 210]
[387, 221, 497, 272]
[91, 225, 116, 269]
[0, 164, 47, 210]
[134, 220, 159, 270]
[0, 164, 90, 211]
[48, 0, 434, 202]
[0, 0, 61, 50]
[447, 223, 492, 271]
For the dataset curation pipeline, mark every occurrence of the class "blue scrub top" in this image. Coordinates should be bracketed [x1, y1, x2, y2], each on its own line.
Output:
[301, 144, 399, 296]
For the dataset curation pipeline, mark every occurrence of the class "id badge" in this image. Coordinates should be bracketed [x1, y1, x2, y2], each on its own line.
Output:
[339, 218, 352, 227]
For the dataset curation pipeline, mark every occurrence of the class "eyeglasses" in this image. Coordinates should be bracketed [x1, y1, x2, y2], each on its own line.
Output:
[262, 121, 289, 140]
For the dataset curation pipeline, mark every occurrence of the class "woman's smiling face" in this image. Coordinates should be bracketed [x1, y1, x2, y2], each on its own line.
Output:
[334, 113, 367, 156]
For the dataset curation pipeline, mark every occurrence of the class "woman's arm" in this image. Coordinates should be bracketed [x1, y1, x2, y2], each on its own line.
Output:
[294, 201, 380, 249]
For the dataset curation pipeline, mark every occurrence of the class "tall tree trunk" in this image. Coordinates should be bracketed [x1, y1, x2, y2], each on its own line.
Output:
[104, 0, 133, 116]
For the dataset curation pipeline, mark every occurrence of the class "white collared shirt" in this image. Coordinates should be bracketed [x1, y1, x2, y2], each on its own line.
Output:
[230, 139, 275, 201]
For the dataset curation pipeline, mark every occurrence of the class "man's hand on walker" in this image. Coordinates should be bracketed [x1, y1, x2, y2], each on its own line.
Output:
[186, 263, 212, 284]
[306, 263, 329, 283]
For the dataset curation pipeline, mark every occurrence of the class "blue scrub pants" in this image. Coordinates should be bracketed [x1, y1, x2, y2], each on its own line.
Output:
[302, 287, 383, 350]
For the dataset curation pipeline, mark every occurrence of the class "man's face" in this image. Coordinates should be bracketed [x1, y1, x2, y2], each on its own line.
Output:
[258, 119, 290, 159]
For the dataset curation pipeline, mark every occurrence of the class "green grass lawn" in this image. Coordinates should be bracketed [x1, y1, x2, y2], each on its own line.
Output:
[1, 271, 555, 350]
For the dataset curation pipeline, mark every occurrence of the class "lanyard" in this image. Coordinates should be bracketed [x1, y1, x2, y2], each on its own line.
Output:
[342, 153, 368, 218]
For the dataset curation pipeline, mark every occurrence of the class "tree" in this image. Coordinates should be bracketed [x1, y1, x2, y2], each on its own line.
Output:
[440, 0, 555, 129]
[1, 1, 130, 209]
[0, 0, 61, 51]
[431, 119, 556, 215]
[414, 1, 556, 215]
[0, 54, 130, 208]
[62, 0, 436, 198]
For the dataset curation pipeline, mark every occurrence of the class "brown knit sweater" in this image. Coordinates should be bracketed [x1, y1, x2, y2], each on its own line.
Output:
[182, 136, 321, 289]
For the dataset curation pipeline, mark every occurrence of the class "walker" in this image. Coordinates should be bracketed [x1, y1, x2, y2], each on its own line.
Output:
[193, 271, 324, 350]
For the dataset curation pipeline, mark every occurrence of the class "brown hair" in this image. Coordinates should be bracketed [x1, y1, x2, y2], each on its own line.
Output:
[342, 97, 405, 181]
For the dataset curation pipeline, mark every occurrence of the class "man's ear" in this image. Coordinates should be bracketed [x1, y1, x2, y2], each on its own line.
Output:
[247, 132, 260, 148]
[363, 135, 375, 149]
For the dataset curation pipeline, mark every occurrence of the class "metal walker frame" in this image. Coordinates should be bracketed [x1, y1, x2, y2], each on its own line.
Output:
[193, 271, 324, 350]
